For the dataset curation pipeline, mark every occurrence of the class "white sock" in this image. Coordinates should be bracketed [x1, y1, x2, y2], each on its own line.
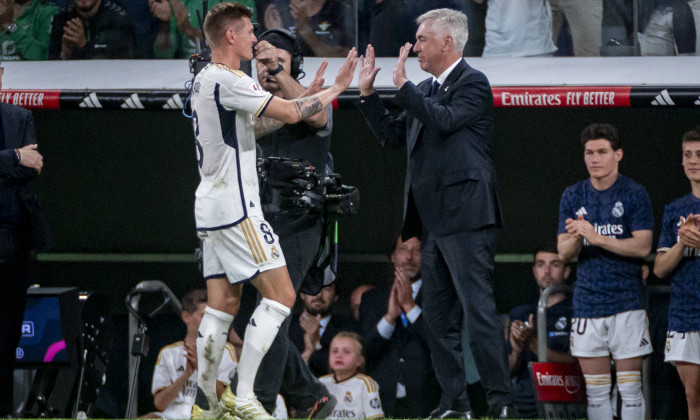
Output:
[584, 373, 613, 420]
[197, 306, 234, 409]
[236, 298, 290, 398]
[618, 371, 645, 420]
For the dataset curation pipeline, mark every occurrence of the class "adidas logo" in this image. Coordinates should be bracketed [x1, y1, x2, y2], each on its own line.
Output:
[651, 89, 675, 106]
[121, 93, 144, 109]
[177, 365, 184, 372]
[249, 201, 255, 207]
[79, 92, 102, 108]
[249, 318, 257, 327]
[163, 93, 184, 110]
[640, 338, 649, 347]
[575, 207, 587, 216]
[695, 96, 700, 106]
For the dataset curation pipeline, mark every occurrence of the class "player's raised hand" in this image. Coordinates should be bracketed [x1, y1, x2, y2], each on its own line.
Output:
[332, 47, 358, 92]
[358, 44, 381, 96]
[392, 42, 412, 89]
[302, 59, 327, 97]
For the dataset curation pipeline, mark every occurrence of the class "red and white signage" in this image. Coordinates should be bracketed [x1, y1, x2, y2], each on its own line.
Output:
[531, 362, 587, 403]
[0, 90, 61, 110]
[494, 86, 632, 107]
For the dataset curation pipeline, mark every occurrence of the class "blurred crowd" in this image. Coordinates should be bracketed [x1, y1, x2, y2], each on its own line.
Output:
[0, 0, 699, 61]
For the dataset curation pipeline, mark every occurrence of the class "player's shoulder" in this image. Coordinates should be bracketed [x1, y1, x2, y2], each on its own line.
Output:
[159, 341, 184, 353]
[616, 175, 649, 194]
[665, 193, 696, 212]
[561, 179, 587, 198]
[354, 374, 379, 392]
[319, 374, 333, 384]
[207, 63, 249, 79]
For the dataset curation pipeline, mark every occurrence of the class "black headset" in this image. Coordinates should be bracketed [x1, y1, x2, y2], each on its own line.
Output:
[258, 28, 305, 80]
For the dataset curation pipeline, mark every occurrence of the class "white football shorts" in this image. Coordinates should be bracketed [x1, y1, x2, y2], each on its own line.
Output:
[665, 330, 700, 365]
[570, 309, 653, 359]
[199, 215, 286, 283]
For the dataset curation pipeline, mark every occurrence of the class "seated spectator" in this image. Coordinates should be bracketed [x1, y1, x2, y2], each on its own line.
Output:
[142, 289, 236, 419]
[639, 0, 700, 56]
[549, 0, 602, 56]
[358, 235, 440, 418]
[350, 284, 374, 321]
[319, 332, 384, 419]
[0, 0, 58, 60]
[478, 0, 557, 57]
[48, 0, 136, 59]
[150, 0, 256, 58]
[290, 281, 358, 377]
[260, 0, 353, 57]
[507, 244, 574, 418]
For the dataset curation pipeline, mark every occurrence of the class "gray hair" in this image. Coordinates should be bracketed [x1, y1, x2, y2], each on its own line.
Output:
[416, 8, 468, 53]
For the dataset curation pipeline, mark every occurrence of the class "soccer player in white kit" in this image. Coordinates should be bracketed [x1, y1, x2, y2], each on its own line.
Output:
[319, 332, 384, 420]
[189, 3, 357, 419]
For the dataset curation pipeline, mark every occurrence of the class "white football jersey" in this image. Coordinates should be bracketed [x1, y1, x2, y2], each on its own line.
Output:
[151, 341, 237, 419]
[190, 63, 273, 230]
[319, 374, 384, 419]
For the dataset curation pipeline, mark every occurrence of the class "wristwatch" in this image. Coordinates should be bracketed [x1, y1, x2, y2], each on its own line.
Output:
[5, 23, 17, 34]
[268, 64, 284, 76]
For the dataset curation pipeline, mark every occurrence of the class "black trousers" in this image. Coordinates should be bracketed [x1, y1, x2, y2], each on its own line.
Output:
[0, 243, 30, 416]
[421, 227, 513, 411]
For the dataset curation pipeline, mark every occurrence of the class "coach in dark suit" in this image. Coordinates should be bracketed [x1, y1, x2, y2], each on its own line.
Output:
[357, 8, 515, 419]
[359, 235, 440, 418]
[0, 67, 50, 416]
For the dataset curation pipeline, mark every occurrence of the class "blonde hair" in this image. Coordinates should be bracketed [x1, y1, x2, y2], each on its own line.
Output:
[203, 2, 252, 48]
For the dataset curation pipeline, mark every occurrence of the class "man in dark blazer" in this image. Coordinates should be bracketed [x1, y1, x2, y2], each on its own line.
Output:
[357, 8, 516, 419]
[289, 281, 358, 377]
[359, 235, 440, 418]
[0, 64, 50, 416]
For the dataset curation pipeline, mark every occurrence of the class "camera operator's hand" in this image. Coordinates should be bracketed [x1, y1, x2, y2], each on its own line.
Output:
[149, 0, 171, 22]
[254, 40, 280, 71]
[331, 47, 357, 92]
[358, 44, 380, 96]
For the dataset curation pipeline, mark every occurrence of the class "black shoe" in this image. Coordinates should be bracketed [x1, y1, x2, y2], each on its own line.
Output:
[427, 408, 474, 419]
[297, 393, 337, 419]
[485, 404, 519, 419]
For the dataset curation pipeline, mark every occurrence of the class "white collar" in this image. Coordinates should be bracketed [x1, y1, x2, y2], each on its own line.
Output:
[433, 57, 464, 85]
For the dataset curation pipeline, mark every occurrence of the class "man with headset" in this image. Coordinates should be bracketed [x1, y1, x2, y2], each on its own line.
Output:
[234, 28, 336, 418]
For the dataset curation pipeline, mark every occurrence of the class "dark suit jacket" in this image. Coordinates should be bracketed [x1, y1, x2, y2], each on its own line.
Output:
[289, 312, 358, 377]
[359, 59, 502, 236]
[0, 102, 51, 254]
[358, 285, 440, 417]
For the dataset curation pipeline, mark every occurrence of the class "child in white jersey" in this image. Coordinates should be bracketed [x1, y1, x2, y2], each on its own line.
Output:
[319, 332, 384, 419]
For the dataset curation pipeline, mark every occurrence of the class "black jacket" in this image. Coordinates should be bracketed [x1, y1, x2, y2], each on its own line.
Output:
[358, 285, 440, 417]
[0, 103, 51, 255]
[359, 59, 502, 237]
